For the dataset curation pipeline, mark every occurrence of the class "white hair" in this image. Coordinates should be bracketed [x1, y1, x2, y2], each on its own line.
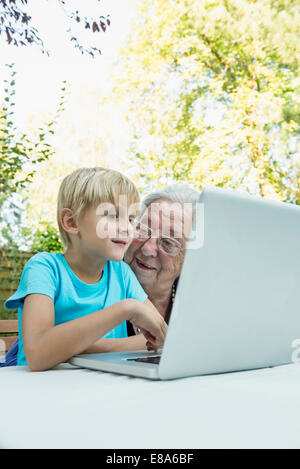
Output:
[141, 184, 200, 216]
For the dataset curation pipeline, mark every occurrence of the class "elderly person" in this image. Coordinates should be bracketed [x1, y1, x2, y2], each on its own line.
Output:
[126, 184, 199, 330]
[1, 184, 199, 366]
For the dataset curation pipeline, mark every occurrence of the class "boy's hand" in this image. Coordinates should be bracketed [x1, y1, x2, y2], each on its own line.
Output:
[140, 329, 164, 352]
[127, 299, 168, 351]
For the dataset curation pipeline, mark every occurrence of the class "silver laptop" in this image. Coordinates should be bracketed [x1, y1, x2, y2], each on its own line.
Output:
[69, 187, 300, 380]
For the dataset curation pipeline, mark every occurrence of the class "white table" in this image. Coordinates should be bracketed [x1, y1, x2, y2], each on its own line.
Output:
[1, 363, 300, 449]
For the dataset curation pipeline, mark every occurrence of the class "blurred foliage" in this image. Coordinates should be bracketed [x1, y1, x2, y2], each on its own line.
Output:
[24, 83, 124, 230]
[117, 0, 300, 201]
[0, 63, 67, 204]
[22, 223, 63, 253]
[0, 63, 67, 247]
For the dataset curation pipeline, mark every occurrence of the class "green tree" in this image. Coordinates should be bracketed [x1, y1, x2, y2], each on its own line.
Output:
[117, 0, 300, 201]
[0, 63, 67, 246]
[21, 222, 63, 253]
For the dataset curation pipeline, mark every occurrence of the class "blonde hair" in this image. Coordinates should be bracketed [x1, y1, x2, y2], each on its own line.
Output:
[57, 167, 140, 249]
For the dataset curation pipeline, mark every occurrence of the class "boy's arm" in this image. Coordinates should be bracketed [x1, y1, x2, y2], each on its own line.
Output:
[82, 299, 157, 354]
[82, 334, 147, 354]
[22, 293, 131, 371]
[22, 295, 166, 371]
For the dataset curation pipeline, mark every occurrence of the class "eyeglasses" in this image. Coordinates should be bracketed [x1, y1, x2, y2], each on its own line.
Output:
[133, 222, 184, 256]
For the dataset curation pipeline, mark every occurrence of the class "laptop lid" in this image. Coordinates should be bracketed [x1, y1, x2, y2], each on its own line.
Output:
[158, 187, 300, 380]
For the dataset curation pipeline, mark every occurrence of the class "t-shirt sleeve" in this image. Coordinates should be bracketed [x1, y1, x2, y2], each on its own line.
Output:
[122, 262, 148, 303]
[4, 253, 57, 310]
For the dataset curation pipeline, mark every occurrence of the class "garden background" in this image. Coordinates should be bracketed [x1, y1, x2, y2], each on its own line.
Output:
[0, 0, 299, 320]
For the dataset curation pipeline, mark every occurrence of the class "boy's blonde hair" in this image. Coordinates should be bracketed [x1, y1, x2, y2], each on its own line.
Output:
[57, 167, 140, 249]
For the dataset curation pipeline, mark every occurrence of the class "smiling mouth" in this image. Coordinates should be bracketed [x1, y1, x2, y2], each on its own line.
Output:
[135, 257, 156, 271]
[112, 240, 127, 247]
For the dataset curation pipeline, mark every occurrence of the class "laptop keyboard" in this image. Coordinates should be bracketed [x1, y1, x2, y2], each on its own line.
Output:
[127, 356, 161, 365]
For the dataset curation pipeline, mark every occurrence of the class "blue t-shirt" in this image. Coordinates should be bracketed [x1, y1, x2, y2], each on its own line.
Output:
[4, 252, 147, 366]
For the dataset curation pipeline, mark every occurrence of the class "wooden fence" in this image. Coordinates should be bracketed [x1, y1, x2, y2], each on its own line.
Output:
[0, 249, 34, 320]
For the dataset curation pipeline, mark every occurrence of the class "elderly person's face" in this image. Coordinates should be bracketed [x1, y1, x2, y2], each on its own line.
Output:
[125, 199, 193, 291]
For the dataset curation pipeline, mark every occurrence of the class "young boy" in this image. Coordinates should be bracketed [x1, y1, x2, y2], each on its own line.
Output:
[4, 167, 167, 371]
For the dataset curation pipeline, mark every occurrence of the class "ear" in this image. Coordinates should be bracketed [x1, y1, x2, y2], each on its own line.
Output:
[59, 208, 79, 237]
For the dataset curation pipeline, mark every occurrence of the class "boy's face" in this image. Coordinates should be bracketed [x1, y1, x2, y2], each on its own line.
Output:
[75, 201, 138, 262]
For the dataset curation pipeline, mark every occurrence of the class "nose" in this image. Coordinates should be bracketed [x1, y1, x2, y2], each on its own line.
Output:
[118, 217, 132, 236]
[141, 236, 158, 256]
